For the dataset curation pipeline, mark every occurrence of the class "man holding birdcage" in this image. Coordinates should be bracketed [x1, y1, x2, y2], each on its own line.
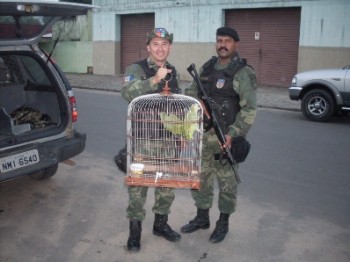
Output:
[121, 28, 182, 252]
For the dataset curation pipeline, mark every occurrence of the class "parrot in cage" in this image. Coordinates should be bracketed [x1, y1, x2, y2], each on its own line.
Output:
[159, 103, 200, 139]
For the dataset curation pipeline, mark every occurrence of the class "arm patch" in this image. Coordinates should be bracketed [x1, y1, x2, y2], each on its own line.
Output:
[124, 74, 134, 83]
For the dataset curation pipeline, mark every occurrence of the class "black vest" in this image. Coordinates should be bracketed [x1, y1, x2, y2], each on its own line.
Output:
[200, 56, 247, 131]
[133, 59, 181, 139]
[136, 58, 181, 94]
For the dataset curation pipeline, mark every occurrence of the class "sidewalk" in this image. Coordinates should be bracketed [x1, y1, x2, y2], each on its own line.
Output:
[66, 73, 300, 111]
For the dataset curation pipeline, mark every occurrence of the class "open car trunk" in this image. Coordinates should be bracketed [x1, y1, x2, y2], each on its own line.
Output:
[0, 1, 96, 149]
[0, 51, 68, 147]
[0, 1, 93, 181]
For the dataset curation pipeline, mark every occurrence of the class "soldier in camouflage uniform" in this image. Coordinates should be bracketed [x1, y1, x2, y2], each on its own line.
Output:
[121, 28, 182, 252]
[181, 27, 257, 243]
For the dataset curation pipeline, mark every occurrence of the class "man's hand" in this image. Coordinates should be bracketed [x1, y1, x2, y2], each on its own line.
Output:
[200, 100, 211, 120]
[223, 134, 233, 150]
[152, 67, 172, 85]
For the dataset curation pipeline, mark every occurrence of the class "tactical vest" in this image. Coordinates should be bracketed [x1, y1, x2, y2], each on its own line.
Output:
[136, 58, 181, 94]
[200, 57, 247, 131]
[133, 59, 181, 140]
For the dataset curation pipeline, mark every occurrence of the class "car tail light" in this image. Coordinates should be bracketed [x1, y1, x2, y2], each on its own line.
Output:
[68, 90, 78, 122]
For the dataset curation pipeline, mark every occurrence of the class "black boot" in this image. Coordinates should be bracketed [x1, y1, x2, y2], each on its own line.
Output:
[127, 220, 142, 252]
[209, 213, 230, 243]
[180, 208, 210, 233]
[153, 214, 181, 242]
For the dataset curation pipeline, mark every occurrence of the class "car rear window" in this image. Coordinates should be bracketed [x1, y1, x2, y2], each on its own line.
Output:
[0, 15, 52, 40]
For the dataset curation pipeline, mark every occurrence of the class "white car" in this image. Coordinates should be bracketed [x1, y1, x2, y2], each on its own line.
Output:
[289, 65, 350, 122]
[0, 1, 93, 182]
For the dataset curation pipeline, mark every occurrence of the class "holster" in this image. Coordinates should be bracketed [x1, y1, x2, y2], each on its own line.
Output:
[214, 136, 251, 164]
[231, 136, 251, 163]
[114, 145, 127, 173]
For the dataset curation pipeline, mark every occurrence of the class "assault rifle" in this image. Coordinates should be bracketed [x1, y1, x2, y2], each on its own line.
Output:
[187, 63, 240, 183]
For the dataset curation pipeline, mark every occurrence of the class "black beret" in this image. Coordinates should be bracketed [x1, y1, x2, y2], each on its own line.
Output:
[216, 27, 240, 41]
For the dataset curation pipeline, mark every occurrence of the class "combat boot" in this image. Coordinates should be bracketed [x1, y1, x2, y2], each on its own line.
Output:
[209, 213, 230, 243]
[153, 214, 181, 242]
[127, 220, 142, 252]
[180, 208, 210, 233]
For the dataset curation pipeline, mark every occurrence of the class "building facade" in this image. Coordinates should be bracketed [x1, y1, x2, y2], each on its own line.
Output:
[40, 11, 93, 74]
[92, 0, 349, 87]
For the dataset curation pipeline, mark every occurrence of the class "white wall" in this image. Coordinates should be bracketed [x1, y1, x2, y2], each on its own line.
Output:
[91, 0, 350, 76]
[300, 0, 350, 47]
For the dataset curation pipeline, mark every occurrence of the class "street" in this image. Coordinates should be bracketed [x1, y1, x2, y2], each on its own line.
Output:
[0, 89, 349, 262]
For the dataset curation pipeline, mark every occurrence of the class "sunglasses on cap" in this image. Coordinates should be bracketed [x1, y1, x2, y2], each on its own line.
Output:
[154, 28, 169, 38]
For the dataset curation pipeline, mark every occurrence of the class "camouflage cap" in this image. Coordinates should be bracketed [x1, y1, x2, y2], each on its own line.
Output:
[216, 26, 240, 41]
[146, 28, 173, 44]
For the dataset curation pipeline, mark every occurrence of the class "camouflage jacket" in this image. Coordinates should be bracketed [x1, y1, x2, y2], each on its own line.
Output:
[121, 57, 181, 103]
[185, 60, 257, 138]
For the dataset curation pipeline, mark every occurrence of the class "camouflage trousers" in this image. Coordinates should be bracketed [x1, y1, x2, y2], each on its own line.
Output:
[126, 139, 177, 221]
[127, 186, 175, 221]
[191, 129, 238, 214]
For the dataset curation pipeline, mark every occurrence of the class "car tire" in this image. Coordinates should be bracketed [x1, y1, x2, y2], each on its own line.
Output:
[30, 164, 58, 180]
[301, 89, 335, 122]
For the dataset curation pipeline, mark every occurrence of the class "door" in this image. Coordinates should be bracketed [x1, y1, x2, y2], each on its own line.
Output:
[120, 13, 155, 73]
[226, 8, 301, 87]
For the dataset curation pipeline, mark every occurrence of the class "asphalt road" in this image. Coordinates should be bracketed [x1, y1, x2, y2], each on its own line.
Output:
[0, 89, 349, 262]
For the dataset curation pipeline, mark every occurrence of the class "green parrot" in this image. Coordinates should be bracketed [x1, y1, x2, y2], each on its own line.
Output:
[159, 103, 200, 139]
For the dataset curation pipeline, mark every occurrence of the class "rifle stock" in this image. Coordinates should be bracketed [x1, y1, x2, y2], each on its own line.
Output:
[187, 64, 241, 183]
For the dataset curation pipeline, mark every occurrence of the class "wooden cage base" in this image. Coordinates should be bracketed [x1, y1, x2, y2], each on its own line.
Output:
[125, 177, 200, 189]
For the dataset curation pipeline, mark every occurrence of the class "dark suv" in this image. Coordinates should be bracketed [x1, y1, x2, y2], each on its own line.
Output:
[0, 1, 92, 182]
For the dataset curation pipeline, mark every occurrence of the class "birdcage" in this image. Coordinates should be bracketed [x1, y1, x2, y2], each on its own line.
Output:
[124, 86, 203, 189]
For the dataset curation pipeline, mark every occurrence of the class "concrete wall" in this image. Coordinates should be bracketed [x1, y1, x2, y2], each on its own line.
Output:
[169, 43, 216, 81]
[93, 41, 120, 75]
[41, 10, 93, 74]
[92, 0, 350, 77]
[41, 41, 93, 74]
[298, 0, 350, 71]
[298, 47, 350, 72]
[92, 12, 121, 75]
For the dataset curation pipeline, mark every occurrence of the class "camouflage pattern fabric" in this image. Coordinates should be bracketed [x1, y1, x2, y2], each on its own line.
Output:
[121, 58, 181, 103]
[127, 186, 175, 221]
[122, 57, 181, 221]
[191, 129, 238, 214]
[11, 107, 52, 129]
[185, 62, 257, 214]
[185, 65, 257, 138]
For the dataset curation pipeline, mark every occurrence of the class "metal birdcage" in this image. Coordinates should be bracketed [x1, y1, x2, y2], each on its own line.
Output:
[124, 85, 203, 189]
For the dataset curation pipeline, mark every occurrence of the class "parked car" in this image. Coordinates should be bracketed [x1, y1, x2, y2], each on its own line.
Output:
[0, 1, 93, 182]
[289, 65, 350, 122]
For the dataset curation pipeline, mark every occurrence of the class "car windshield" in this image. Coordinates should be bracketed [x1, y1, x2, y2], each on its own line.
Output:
[0, 15, 53, 40]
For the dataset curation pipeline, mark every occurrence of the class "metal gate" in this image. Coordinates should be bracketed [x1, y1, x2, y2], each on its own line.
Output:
[226, 8, 301, 87]
[120, 13, 155, 73]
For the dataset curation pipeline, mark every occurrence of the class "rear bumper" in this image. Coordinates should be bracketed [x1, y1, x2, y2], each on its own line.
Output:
[288, 86, 302, 100]
[0, 131, 86, 182]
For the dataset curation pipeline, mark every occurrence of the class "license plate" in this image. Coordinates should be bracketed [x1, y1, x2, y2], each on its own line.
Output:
[0, 149, 40, 173]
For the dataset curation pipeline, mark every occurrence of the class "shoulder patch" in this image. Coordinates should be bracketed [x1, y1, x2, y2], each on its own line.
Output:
[124, 75, 134, 83]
